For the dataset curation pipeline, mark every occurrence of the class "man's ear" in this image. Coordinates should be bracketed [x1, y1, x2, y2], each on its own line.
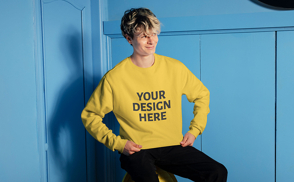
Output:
[125, 34, 133, 45]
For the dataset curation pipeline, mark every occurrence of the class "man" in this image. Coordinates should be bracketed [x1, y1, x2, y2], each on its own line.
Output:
[81, 8, 227, 182]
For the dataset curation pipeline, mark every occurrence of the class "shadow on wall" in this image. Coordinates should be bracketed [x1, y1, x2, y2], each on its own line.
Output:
[48, 28, 87, 182]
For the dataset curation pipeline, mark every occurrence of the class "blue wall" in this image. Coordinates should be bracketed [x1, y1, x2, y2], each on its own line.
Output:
[107, 0, 277, 21]
[1, 0, 294, 182]
[0, 1, 41, 181]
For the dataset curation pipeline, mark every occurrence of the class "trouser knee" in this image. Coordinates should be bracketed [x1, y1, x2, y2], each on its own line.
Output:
[212, 163, 228, 181]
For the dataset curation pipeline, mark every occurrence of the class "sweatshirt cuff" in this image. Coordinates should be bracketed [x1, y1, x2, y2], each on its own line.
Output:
[188, 128, 201, 139]
[114, 138, 128, 153]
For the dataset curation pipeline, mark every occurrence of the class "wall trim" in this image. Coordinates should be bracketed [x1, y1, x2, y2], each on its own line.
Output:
[80, 1, 95, 182]
[34, 0, 47, 181]
[42, 0, 85, 10]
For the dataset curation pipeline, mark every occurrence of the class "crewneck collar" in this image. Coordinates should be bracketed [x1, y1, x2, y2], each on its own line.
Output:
[128, 53, 158, 72]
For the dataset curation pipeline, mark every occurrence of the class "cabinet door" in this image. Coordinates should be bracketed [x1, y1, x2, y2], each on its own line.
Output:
[42, 1, 88, 181]
[276, 31, 294, 182]
[201, 32, 275, 182]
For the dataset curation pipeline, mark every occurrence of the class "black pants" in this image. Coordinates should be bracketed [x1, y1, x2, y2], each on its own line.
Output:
[120, 145, 227, 182]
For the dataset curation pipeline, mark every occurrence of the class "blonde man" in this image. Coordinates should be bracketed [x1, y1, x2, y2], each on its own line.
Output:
[82, 8, 227, 182]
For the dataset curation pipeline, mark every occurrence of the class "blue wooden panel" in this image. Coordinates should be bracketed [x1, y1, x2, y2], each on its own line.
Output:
[43, 1, 86, 181]
[276, 31, 294, 182]
[156, 35, 201, 182]
[111, 38, 133, 66]
[201, 32, 275, 182]
[107, 0, 275, 21]
[0, 1, 41, 181]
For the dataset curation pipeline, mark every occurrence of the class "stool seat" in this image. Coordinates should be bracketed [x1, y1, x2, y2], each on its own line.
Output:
[122, 167, 177, 182]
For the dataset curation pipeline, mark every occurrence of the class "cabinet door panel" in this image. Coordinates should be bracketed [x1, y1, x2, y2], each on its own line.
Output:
[43, 1, 87, 181]
[201, 32, 275, 182]
[276, 31, 294, 182]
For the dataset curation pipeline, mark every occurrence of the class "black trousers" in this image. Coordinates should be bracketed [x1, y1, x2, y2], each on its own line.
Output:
[120, 145, 227, 182]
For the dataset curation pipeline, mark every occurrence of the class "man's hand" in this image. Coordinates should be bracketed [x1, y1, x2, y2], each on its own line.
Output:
[180, 132, 196, 147]
[123, 141, 142, 156]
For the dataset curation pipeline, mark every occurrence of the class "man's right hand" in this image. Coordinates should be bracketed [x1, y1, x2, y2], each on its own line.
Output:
[122, 141, 142, 156]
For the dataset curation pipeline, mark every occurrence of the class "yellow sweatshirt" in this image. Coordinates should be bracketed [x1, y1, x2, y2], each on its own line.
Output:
[81, 54, 210, 153]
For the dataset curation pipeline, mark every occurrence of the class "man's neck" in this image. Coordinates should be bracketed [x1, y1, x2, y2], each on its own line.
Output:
[130, 54, 155, 68]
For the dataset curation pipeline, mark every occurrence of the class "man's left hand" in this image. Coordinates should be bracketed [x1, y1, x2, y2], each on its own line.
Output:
[180, 132, 196, 147]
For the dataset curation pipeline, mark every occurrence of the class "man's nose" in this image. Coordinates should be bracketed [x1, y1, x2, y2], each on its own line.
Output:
[147, 36, 154, 44]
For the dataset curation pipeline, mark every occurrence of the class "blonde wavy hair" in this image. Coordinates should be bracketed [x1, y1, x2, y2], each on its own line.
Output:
[120, 8, 161, 39]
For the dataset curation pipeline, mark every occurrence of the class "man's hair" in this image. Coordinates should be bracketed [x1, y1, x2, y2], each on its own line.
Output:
[120, 8, 161, 39]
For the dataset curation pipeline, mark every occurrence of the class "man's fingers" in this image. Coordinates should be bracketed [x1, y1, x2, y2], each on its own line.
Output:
[181, 137, 194, 147]
[183, 141, 192, 147]
[187, 140, 193, 147]
[180, 136, 188, 144]
[132, 147, 141, 152]
[181, 132, 196, 147]
[135, 144, 142, 148]
[123, 141, 143, 156]
[125, 147, 140, 155]
[182, 142, 189, 147]
[130, 141, 142, 148]
[129, 141, 142, 154]
[127, 146, 141, 155]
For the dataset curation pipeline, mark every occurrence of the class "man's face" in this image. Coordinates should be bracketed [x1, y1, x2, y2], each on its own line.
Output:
[127, 30, 158, 57]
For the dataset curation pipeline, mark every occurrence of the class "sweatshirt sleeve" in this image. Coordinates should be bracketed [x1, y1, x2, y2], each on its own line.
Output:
[182, 66, 210, 137]
[81, 76, 128, 153]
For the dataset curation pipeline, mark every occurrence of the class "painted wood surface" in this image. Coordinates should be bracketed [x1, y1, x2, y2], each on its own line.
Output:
[0, 1, 41, 181]
[201, 32, 275, 182]
[42, 1, 87, 181]
[106, 0, 278, 21]
[276, 30, 294, 182]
